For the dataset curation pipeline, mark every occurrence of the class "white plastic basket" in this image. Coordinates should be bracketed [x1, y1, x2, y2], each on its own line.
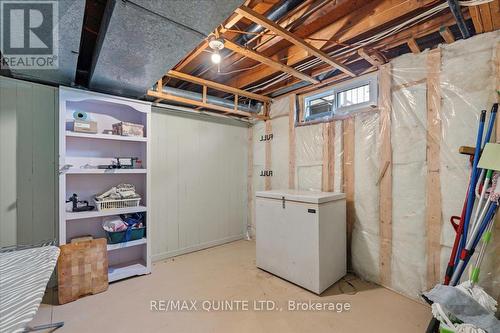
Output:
[94, 198, 141, 211]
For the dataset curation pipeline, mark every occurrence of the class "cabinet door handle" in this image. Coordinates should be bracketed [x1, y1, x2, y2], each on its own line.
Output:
[282, 196, 285, 209]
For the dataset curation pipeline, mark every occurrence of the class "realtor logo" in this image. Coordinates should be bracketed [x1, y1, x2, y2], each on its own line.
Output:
[0, 0, 58, 69]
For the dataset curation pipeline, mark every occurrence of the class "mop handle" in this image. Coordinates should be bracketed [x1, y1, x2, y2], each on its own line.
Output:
[470, 220, 495, 285]
[451, 202, 498, 286]
[457, 110, 486, 263]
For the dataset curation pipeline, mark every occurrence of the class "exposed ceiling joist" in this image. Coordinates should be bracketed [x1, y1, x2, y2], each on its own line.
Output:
[147, 89, 267, 120]
[357, 48, 386, 67]
[176, 41, 208, 72]
[223, 39, 319, 84]
[167, 70, 271, 102]
[407, 38, 421, 54]
[439, 26, 455, 43]
[234, 6, 356, 77]
[225, 0, 437, 89]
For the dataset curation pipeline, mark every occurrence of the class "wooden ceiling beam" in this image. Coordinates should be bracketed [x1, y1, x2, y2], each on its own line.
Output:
[167, 70, 271, 102]
[439, 26, 455, 44]
[224, 39, 319, 84]
[407, 38, 421, 54]
[147, 89, 267, 120]
[357, 48, 386, 67]
[259, 10, 464, 97]
[225, 0, 437, 89]
[234, 6, 355, 77]
[176, 40, 208, 72]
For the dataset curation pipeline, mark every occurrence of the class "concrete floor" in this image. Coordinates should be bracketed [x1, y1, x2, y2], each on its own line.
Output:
[32, 240, 431, 332]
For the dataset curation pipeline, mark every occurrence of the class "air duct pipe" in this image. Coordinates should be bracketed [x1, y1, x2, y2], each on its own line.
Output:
[161, 86, 262, 113]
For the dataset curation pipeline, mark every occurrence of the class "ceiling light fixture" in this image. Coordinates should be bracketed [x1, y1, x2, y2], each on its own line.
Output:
[208, 35, 225, 71]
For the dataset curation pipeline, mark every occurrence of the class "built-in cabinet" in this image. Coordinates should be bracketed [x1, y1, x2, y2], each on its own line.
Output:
[58, 87, 151, 282]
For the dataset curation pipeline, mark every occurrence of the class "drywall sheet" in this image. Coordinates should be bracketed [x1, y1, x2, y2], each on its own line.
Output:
[150, 107, 248, 261]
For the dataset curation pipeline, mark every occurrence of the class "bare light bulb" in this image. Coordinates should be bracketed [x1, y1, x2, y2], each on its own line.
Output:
[211, 51, 221, 64]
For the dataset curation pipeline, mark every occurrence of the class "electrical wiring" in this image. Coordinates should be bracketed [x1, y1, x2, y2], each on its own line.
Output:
[244, 0, 494, 93]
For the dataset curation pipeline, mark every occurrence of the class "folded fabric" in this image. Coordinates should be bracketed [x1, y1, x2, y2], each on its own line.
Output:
[424, 284, 500, 333]
[102, 216, 127, 232]
[95, 184, 141, 201]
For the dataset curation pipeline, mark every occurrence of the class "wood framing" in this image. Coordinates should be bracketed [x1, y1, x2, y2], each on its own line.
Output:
[343, 117, 355, 267]
[408, 38, 421, 54]
[439, 26, 455, 44]
[225, 0, 437, 89]
[322, 122, 335, 192]
[147, 89, 267, 120]
[176, 41, 208, 72]
[378, 63, 393, 287]
[425, 48, 443, 289]
[289, 94, 296, 189]
[167, 70, 271, 102]
[224, 40, 320, 84]
[235, 6, 355, 77]
[357, 48, 386, 67]
[265, 120, 272, 190]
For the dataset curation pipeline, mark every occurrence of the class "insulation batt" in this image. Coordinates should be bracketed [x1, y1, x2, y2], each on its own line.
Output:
[251, 31, 500, 302]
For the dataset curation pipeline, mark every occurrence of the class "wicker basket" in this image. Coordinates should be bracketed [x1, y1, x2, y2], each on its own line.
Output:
[94, 198, 141, 211]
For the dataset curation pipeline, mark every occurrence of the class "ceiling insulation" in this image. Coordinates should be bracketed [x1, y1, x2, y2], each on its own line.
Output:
[89, 0, 243, 97]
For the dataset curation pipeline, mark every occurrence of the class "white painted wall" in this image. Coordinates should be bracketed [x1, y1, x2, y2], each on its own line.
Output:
[150, 106, 248, 261]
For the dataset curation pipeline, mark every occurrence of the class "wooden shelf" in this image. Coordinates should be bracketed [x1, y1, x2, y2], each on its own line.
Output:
[66, 131, 147, 142]
[66, 168, 147, 175]
[107, 238, 147, 251]
[108, 260, 149, 282]
[66, 206, 147, 220]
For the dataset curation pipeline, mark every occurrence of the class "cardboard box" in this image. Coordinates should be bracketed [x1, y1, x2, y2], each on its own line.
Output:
[112, 121, 144, 137]
[73, 120, 98, 134]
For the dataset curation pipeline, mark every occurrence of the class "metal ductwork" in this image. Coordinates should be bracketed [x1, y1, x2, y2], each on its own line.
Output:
[5, 0, 84, 86]
[89, 0, 243, 97]
[162, 86, 262, 114]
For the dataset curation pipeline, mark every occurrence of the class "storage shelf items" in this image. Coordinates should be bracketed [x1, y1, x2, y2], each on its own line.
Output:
[59, 87, 151, 282]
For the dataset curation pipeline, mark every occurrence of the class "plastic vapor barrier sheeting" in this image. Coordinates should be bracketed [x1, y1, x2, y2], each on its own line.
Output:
[250, 31, 500, 301]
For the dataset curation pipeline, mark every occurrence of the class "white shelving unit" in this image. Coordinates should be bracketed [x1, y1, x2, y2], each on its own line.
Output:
[59, 86, 151, 282]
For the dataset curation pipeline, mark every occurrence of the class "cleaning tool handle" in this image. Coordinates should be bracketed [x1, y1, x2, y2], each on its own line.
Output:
[482, 104, 497, 149]
[458, 110, 487, 262]
[471, 267, 480, 283]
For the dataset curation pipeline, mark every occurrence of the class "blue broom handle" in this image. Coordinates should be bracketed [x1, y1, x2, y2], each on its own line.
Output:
[457, 110, 486, 264]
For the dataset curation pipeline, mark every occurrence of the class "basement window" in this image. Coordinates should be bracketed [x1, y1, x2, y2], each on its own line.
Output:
[303, 73, 378, 122]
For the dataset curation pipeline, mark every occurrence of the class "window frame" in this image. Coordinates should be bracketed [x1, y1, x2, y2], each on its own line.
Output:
[301, 72, 378, 123]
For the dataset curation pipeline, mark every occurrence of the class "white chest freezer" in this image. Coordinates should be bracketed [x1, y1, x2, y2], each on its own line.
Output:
[255, 190, 346, 294]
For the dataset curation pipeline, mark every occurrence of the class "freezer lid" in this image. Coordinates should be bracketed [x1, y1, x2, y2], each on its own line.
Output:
[255, 190, 346, 204]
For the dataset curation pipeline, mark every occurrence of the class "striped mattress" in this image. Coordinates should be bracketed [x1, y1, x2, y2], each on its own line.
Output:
[0, 246, 60, 333]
